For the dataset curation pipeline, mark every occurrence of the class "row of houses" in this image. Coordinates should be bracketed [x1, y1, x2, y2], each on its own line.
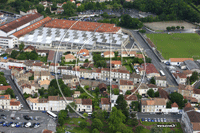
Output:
[0, 94, 21, 110]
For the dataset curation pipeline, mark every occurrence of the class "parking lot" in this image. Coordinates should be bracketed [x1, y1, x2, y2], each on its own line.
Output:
[0, 110, 56, 133]
[137, 112, 182, 122]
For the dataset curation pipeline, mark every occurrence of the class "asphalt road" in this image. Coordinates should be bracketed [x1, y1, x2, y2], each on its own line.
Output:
[0, 110, 56, 133]
[137, 112, 182, 122]
[131, 31, 178, 87]
[53, 51, 62, 64]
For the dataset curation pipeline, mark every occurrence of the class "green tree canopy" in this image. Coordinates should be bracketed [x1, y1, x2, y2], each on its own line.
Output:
[58, 110, 68, 126]
[170, 92, 184, 108]
[147, 89, 155, 97]
[19, 42, 25, 52]
[91, 118, 103, 131]
[4, 88, 14, 98]
[115, 95, 129, 120]
[79, 121, 87, 129]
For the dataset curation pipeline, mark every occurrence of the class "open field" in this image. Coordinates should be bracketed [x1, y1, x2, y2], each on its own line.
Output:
[144, 21, 196, 30]
[146, 33, 200, 59]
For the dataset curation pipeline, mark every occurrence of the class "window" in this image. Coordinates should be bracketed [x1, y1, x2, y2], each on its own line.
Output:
[87, 106, 90, 108]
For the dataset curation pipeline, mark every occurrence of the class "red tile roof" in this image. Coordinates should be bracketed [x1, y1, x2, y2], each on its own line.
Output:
[170, 58, 194, 62]
[10, 100, 20, 106]
[77, 49, 89, 56]
[0, 86, 11, 91]
[65, 54, 75, 60]
[47, 50, 55, 61]
[135, 54, 143, 59]
[120, 80, 133, 85]
[112, 85, 118, 89]
[124, 95, 137, 101]
[138, 63, 159, 74]
[171, 102, 178, 107]
[44, 19, 121, 33]
[104, 51, 114, 56]
[82, 99, 92, 105]
[0, 13, 43, 33]
[111, 61, 121, 65]
[101, 98, 110, 104]
[0, 95, 10, 100]
[13, 17, 52, 38]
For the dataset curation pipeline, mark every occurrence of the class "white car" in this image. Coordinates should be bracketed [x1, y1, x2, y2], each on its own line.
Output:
[16, 117, 20, 120]
[11, 123, 16, 127]
[25, 122, 31, 128]
[20, 104, 23, 108]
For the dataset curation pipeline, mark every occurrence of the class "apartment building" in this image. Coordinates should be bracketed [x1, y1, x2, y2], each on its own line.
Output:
[119, 80, 134, 92]
[130, 73, 142, 84]
[27, 96, 73, 111]
[156, 76, 167, 87]
[141, 98, 166, 113]
[172, 73, 187, 85]
[124, 95, 138, 107]
[74, 98, 92, 112]
[100, 98, 111, 111]
[121, 51, 136, 57]
[0, 95, 21, 110]
[65, 54, 76, 62]
[178, 84, 194, 97]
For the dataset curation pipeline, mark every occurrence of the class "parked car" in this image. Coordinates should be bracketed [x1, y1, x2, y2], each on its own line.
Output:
[7, 122, 13, 127]
[35, 117, 38, 121]
[154, 118, 157, 122]
[161, 118, 163, 122]
[22, 122, 27, 128]
[0, 121, 4, 126]
[11, 117, 15, 120]
[157, 118, 161, 122]
[16, 117, 20, 120]
[29, 116, 33, 120]
[25, 122, 31, 128]
[151, 119, 154, 122]
[148, 118, 151, 122]
[3, 121, 8, 127]
[164, 118, 167, 122]
[34, 123, 40, 128]
[24, 115, 31, 120]
[11, 123, 16, 127]
[145, 118, 147, 122]
[141, 118, 144, 121]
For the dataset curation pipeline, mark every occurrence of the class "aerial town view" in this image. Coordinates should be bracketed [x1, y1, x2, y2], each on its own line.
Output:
[0, 0, 200, 133]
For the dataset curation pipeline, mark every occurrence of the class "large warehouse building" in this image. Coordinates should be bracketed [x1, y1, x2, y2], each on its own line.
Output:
[18, 19, 129, 49]
[0, 13, 44, 48]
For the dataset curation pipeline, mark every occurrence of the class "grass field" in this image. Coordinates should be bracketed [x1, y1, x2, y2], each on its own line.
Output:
[146, 33, 200, 59]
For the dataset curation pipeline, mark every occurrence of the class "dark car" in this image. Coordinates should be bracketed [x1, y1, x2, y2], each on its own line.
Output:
[24, 115, 31, 120]
[7, 122, 13, 127]
[22, 122, 27, 128]
[30, 123, 35, 128]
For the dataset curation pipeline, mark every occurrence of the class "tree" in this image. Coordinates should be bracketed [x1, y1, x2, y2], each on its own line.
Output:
[166, 101, 172, 108]
[135, 126, 144, 133]
[113, 88, 119, 95]
[37, 4, 44, 13]
[147, 89, 155, 97]
[166, 26, 171, 31]
[108, 107, 126, 133]
[45, 7, 51, 14]
[190, 71, 198, 84]
[170, 92, 184, 108]
[171, 26, 176, 30]
[145, 57, 152, 63]
[4, 88, 14, 98]
[84, 59, 89, 63]
[176, 26, 180, 30]
[181, 26, 184, 29]
[0, 75, 8, 86]
[154, 91, 159, 97]
[91, 118, 103, 130]
[11, 50, 19, 59]
[115, 95, 129, 121]
[83, 113, 88, 118]
[130, 101, 139, 111]
[79, 121, 87, 129]
[19, 42, 25, 52]
[58, 110, 68, 126]
[150, 77, 155, 84]
[150, 126, 163, 133]
[125, 90, 132, 95]
[0, 0, 7, 3]
[38, 87, 45, 96]
[23, 92, 31, 99]
[92, 128, 100, 133]
[66, 102, 77, 113]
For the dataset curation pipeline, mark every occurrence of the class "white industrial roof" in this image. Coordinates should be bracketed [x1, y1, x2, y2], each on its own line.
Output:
[19, 27, 129, 46]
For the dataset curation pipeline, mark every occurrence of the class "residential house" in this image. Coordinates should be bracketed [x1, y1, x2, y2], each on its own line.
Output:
[62, 75, 77, 85]
[137, 83, 149, 97]
[0, 86, 12, 94]
[77, 49, 90, 61]
[37, 50, 49, 57]
[27, 96, 73, 111]
[124, 95, 138, 108]
[178, 84, 194, 97]
[39, 80, 50, 89]
[24, 60, 34, 71]
[41, 71, 51, 81]
[130, 73, 142, 84]
[73, 91, 80, 98]
[181, 103, 200, 133]
[57, 3, 63, 8]
[24, 45, 36, 52]
[183, 70, 193, 77]
[147, 84, 158, 92]
[10, 99, 21, 110]
[76, 3, 81, 7]
[156, 76, 167, 87]
[0, 95, 10, 110]
[98, 83, 107, 94]
[34, 71, 41, 81]
[100, 98, 111, 111]
[47, 50, 55, 62]
[183, 96, 198, 106]
[121, 51, 136, 57]
[141, 98, 166, 113]
[193, 89, 200, 103]
[49, 63, 59, 73]
[32, 62, 45, 71]
[74, 99, 92, 112]
[158, 88, 169, 102]
[56, 8, 64, 14]
[172, 73, 187, 85]
[138, 63, 160, 79]
[169, 58, 194, 66]
[184, 60, 200, 72]
[103, 51, 115, 58]
[80, 69, 93, 79]
[92, 68, 101, 80]
[79, 79, 100, 90]
[119, 80, 134, 93]
[65, 54, 76, 62]
[111, 61, 121, 69]
[110, 94, 119, 109]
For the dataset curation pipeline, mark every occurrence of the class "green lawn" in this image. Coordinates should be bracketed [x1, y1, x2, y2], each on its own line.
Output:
[146, 33, 200, 59]
[57, 118, 90, 133]
[163, 128, 171, 133]
[37, 56, 47, 63]
[125, 64, 132, 71]
[140, 128, 151, 133]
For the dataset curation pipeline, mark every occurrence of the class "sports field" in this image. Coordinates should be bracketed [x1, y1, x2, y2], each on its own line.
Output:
[146, 33, 200, 59]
